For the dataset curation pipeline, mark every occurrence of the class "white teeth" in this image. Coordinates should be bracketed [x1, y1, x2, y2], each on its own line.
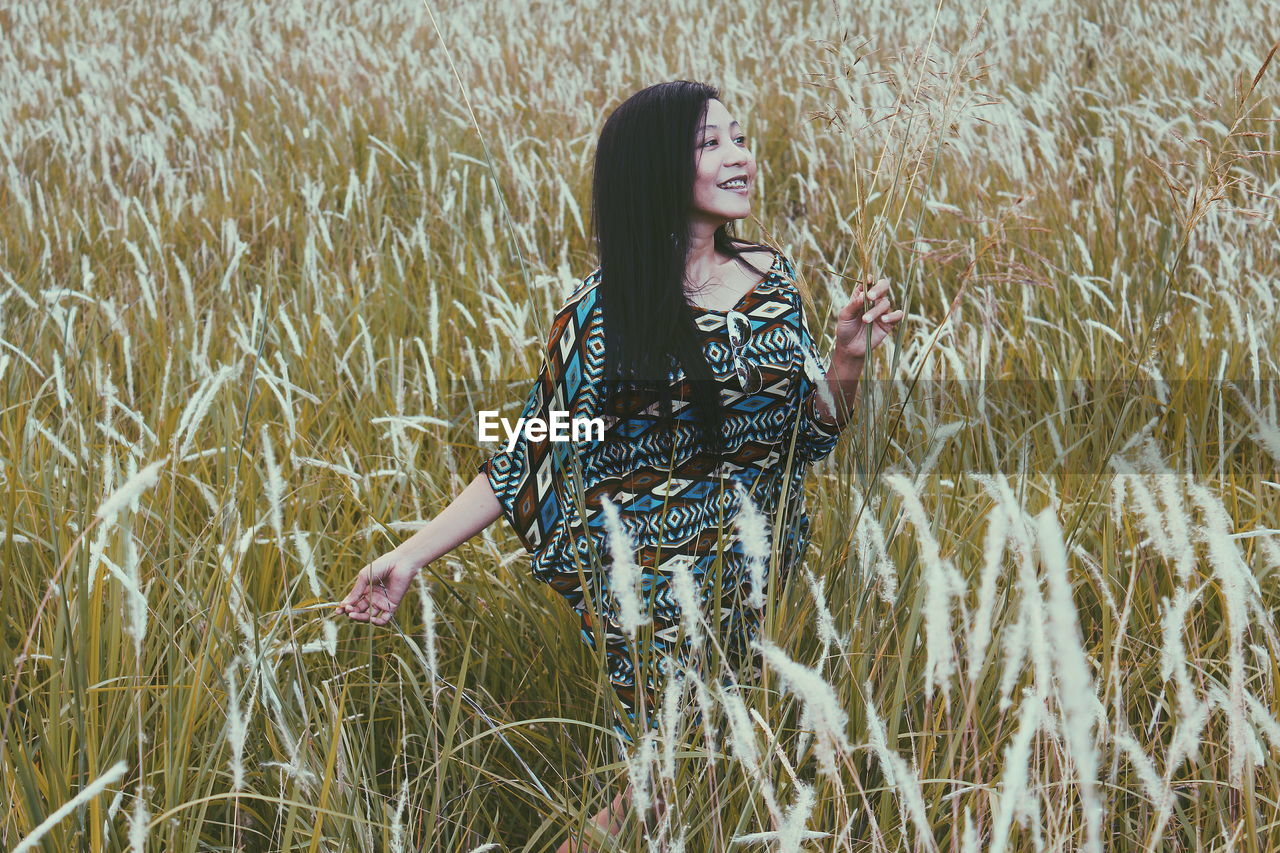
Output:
[719, 178, 747, 189]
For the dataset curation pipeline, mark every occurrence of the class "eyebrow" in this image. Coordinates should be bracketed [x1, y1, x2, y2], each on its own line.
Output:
[699, 121, 741, 131]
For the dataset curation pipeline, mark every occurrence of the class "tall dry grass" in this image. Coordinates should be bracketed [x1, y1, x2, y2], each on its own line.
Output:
[1, 0, 1278, 850]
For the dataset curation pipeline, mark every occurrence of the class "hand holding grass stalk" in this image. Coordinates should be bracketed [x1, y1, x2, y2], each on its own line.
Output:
[335, 551, 421, 626]
[835, 276, 903, 361]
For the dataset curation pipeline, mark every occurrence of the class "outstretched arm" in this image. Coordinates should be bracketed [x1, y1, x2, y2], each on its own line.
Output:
[391, 471, 502, 568]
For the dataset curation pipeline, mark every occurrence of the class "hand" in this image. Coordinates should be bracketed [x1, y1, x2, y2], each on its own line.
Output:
[335, 552, 420, 626]
[833, 276, 905, 361]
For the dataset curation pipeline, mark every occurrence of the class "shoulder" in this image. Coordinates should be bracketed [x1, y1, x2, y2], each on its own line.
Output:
[732, 240, 799, 283]
[565, 267, 602, 305]
[734, 244, 776, 272]
[550, 269, 604, 338]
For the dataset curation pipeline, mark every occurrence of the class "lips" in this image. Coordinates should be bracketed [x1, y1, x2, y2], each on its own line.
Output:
[717, 175, 749, 192]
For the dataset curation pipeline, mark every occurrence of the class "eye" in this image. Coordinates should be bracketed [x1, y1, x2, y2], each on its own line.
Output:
[701, 139, 716, 147]
[736, 135, 749, 145]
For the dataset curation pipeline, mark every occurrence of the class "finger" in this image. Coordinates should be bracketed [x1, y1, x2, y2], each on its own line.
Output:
[357, 603, 386, 623]
[861, 297, 893, 324]
[845, 283, 869, 311]
[339, 571, 369, 608]
[874, 309, 905, 330]
[346, 586, 372, 613]
[870, 278, 891, 299]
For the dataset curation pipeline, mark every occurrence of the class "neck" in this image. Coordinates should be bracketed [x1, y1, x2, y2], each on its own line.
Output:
[684, 218, 724, 285]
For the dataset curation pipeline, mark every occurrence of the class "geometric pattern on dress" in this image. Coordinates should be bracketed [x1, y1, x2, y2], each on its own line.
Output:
[478, 243, 846, 752]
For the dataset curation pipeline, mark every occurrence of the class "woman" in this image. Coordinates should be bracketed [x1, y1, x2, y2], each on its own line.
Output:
[336, 81, 902, 850]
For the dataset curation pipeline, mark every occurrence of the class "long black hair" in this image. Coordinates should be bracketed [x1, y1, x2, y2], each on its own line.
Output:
[588, 80, 770, 462]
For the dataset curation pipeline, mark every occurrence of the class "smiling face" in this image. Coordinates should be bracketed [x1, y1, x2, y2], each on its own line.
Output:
[689, 98, 756, 229]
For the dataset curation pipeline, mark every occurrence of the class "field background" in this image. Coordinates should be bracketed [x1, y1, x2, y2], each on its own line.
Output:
[2, 0, 1278, 850]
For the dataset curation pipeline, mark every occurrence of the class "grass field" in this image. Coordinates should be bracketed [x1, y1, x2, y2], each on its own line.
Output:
[1, 0, 1278, 849]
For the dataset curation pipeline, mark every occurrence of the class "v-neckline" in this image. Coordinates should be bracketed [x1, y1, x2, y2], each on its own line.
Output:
[688, 248, 782, 314]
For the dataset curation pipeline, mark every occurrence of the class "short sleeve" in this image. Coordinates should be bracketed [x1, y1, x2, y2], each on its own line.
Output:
[478, 275, 607, 554]
[776, 251, 846, 465]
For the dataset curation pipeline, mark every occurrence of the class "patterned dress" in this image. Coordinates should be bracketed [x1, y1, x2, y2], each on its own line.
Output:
[478, 244, 846, 754]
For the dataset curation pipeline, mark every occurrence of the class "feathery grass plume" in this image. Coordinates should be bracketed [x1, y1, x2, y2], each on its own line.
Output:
[732, 481, 771, 609]
[734, 780, 819, 852]
[51, 350, 70, 413]
[716, 680, 782, 822]
[291, 525, 321, 597]
[297, 620, 339, 657]
[1187, 479, 1256, 784]
[915, 421, 965, 483]
[1034, 507, 1103, 853]
[122, 530, 147, 657]
[389, 773, 410, 853]
[172, 363, 240, 459]
[11, 760, 128, 853]
[600, 495, 648, 636]
[852, 490, 897, 603]
[756, 638, 852, 780]
[659, 668, 686, 783]
[1112, 709, 1174, 824]
[415, 572, 441, 699]
[94, 455, 168, 525]
[1232, 383, 1280, 465]
[1137, 440, 1197, 582]
[718, 681, 762, 772]
[960, 808, 979, 853]
[988, 687, 1044, 853]
[1108, 454, 1173, 563]
[626, 728, 659, 818]
[799, 563, 847, 656]
[1167, 695, 1211, 773]
[220, 532, 258, 645]
[773, 778, 814, 850]
[859, 679, 896, 789]
[690, 669, 718, 759]
[884, 472, 966, 704]
[33, 419, 77, 466]
[1159, 584, 1202, 717]
[975, 474, 1053, 711]
[967, 496, 1012, 683]
[260, 425, 285, 540]
[667, 554, 706, 652]
[1258, 535, 1280, 577]
[128, 788, 150, 852]
[857, 679, 934, 851]
[1207, 684, 1268, 767]
[225, 663, 248, 792]
[291, 453, 361, 480]
[1244, 690, 1280, 756]
[1108, 467, 1128, 531]
[730, 828, 831, 847]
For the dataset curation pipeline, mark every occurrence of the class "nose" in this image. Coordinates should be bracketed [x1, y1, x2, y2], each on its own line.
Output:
[725, 140, 749, 166]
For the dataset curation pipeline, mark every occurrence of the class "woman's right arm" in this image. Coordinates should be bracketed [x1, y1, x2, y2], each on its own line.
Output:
[391, 471, 503, 568]
[336, 472, 501, 624]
